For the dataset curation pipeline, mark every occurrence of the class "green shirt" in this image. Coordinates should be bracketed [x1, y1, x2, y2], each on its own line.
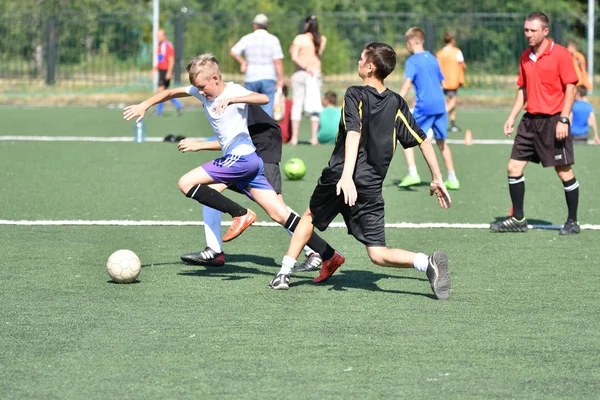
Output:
[317, 107, 341, 144]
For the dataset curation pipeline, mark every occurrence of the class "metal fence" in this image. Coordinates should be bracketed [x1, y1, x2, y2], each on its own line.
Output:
[0, 11, 593, 91]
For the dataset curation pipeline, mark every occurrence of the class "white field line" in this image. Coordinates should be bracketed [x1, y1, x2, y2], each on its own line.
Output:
[3, 136, 598, 145]
[1, 220, 599, 230]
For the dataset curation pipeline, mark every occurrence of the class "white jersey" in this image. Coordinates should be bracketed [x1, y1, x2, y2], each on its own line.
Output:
[231, 29, 284, 82]
[185, 82, 256, 156]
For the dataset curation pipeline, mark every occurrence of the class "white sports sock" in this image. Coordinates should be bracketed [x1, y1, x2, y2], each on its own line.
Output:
[447, 171, 457, 181]
[278, 255, 296, 276]
[413, 252, 429, 272]
[408, 165, 418, 177]
[203, 206, 223, 253]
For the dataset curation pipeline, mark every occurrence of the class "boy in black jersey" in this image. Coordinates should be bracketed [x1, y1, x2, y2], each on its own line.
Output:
[269, 42, 453, 300]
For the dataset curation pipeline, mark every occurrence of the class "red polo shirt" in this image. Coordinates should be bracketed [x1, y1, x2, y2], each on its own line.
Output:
[517, 39, 578, 115]
[157, 40, 175, 70]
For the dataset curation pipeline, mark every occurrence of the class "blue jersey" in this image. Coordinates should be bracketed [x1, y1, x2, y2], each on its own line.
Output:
[571, 99, 594, 136]
[405, 51, 446, 115]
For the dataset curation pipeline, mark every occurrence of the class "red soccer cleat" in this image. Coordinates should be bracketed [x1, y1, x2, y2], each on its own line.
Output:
[222, 209, 257, 242]
[312, 251, 345, 283]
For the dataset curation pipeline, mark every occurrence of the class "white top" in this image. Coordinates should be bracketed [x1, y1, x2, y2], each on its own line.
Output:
[231, 29, 284, 82]
[185, 83, 256, 156]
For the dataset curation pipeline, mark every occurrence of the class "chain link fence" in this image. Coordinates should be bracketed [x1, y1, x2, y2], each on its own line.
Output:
[0, 11, 592, 91]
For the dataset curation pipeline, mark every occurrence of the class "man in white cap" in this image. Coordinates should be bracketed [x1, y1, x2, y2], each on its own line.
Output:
[230, 13, 285, 117]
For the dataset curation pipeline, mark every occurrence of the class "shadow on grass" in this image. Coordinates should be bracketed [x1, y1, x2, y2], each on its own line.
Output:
[292, 269, 436, 299]
[178, 263, 274, 281]
[106, 280, 141, 284]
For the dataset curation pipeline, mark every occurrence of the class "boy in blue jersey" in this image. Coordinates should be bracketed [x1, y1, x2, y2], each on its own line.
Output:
[571, 86, 599, 144]
[397, 27, 460, 190]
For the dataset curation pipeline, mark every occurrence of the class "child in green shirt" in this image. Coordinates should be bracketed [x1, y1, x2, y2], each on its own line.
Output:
[317, 91, 341, 144]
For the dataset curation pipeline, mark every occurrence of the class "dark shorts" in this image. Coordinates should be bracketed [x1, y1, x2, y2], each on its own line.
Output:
[158, 69, 171, 88]
[263, 162, 282, 194]
[572, 134, 589, 143]
[310, 182, 386, 247]
[443, 89, 458, 98]
[511, 113, 574, 167]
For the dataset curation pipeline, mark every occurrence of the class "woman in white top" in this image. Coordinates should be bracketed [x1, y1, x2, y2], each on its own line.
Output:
[289, 15, 327, 146]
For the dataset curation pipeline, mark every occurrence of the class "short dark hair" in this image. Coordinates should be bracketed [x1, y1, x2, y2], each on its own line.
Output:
[576, 85, 587, 97]
[443, 32, 455, 44]
[324, 91, 337, 105]
[526, 12, 549, 29]
[363, 42, 396, 80]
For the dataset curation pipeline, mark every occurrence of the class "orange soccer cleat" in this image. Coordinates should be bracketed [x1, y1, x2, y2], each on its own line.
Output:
[222, 209, 257, 242]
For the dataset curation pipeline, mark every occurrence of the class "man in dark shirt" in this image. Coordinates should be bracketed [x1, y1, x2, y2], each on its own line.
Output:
[269, 42, 453, 300]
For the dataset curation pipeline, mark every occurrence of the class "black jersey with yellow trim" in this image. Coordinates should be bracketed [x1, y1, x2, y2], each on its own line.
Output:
[319, 85, 426, 190]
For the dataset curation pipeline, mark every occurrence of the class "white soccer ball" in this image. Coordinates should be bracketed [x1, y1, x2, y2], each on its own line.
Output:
[106, 249, 141, 283]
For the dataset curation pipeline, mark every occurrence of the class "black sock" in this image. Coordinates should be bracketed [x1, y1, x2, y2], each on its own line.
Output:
[284, 212, 336, 260]
[186, 184, 247, 217]
[451, 120, 456, 128]
[563, 178, 579, 221]
[508, 175, 525, 220]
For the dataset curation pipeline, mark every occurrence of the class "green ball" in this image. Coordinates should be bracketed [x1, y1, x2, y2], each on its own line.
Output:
[284, 158, 306, 180]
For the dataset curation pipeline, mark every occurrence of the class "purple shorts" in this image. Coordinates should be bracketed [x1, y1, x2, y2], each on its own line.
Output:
[202, 152, 273, 197]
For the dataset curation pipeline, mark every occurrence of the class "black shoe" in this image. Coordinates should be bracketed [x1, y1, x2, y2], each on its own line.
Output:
[426, 251, 450, 300]
[163, 134, 176, 142]
[268, 274, 290, 290]
[559, 220, 580, 235]
[490, 217, 528, 232]
[181, 247, 225, 266]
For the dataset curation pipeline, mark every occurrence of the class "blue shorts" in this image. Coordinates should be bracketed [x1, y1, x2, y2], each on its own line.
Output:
[202, 152, 273, 197]
[413, 111, 448, 140]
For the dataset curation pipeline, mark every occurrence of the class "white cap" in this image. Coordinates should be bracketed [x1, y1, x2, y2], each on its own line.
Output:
[253, 13, 268, 25]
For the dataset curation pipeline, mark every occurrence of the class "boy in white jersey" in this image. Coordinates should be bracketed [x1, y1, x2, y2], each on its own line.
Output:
[123, 54, 339, 263]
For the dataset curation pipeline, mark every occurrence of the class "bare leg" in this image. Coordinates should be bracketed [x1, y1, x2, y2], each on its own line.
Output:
[290, 120, 300, 146]
[310, 117, 319, 145]
[436, 139, 455, 174]
[366, 246, 416, 268]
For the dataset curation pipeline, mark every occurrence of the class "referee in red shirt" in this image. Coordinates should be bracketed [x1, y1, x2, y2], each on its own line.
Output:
[491, 12, 580, 235]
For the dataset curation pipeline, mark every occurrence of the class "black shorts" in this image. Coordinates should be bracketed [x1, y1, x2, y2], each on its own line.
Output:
[511, 113, 574, 167]
[158, 69, 171, 88]
[310, 182, 386, 247]
[443, 89, 458, 98]
[229, 162, 282, 195]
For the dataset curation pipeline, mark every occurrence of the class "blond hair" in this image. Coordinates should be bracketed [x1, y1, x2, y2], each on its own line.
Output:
[405, 27, 425, 44]
[186, 53, 221, 83]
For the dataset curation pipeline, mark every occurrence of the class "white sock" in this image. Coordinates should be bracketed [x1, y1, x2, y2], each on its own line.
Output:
[203, 206, 223, 253]
[278, 255, 296, 276]
[408, 165, 418, 177]
[447, 171, 457, 181]
[413, 252, 429, 272]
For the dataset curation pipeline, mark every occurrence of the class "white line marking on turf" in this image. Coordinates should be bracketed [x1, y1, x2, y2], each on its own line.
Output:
[1, 220, 599, 230]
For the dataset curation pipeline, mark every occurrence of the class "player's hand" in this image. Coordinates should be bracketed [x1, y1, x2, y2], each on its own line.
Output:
[240, 62, 247, 73]
[165, 72, 172, 81]
[430, 180, 451, 210]
[336, 176, 357, 207]
[213, 98, 232, 114]
[123, 104, 146, 123]
[177, 139, 202, 152]
[594, 136, 600, 145]
[503, 118, 515, 136]
[555, 120, 570, 141]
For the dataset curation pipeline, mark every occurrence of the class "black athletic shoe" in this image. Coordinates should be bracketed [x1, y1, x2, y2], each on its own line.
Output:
[181, 247, 225, 266]
[490, 217, 528, 232]
[426, 251, 451, 300]
[268, 274, 290, 290]
[559, 220, 580, 235]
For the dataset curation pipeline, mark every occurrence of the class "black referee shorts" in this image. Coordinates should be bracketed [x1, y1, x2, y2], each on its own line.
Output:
[310, 182, 386, 247]
[158, 69, 171, 88]
[511, 113, 575, 167]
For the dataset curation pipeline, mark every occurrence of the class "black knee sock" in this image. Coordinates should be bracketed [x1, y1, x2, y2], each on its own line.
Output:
[508, 175, 525, 220]
[284, 212, 336, 260]
[563, 178, 579, 221]
[186, 184, 247, 217]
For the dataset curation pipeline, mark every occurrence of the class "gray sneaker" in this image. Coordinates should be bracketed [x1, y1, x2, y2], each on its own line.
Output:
[490, 217, 528, 232]
[293, 253, 322, 272]
[269, 274, 290, 290]
[426, 251, 451, 300]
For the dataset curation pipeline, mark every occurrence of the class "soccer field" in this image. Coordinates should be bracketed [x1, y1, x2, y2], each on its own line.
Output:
[1, 106, 599, 399]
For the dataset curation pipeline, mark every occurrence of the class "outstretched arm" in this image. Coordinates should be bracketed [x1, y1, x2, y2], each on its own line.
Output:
[213, 92, 269, 114]
[419, 139, 451, 209]
[336, 130, 360, 206]
[123, 87, 190, 122]
[178, 139, 221, 153]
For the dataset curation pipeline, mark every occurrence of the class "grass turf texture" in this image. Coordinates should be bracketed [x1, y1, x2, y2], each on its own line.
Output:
[1, 107, 600, 399]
